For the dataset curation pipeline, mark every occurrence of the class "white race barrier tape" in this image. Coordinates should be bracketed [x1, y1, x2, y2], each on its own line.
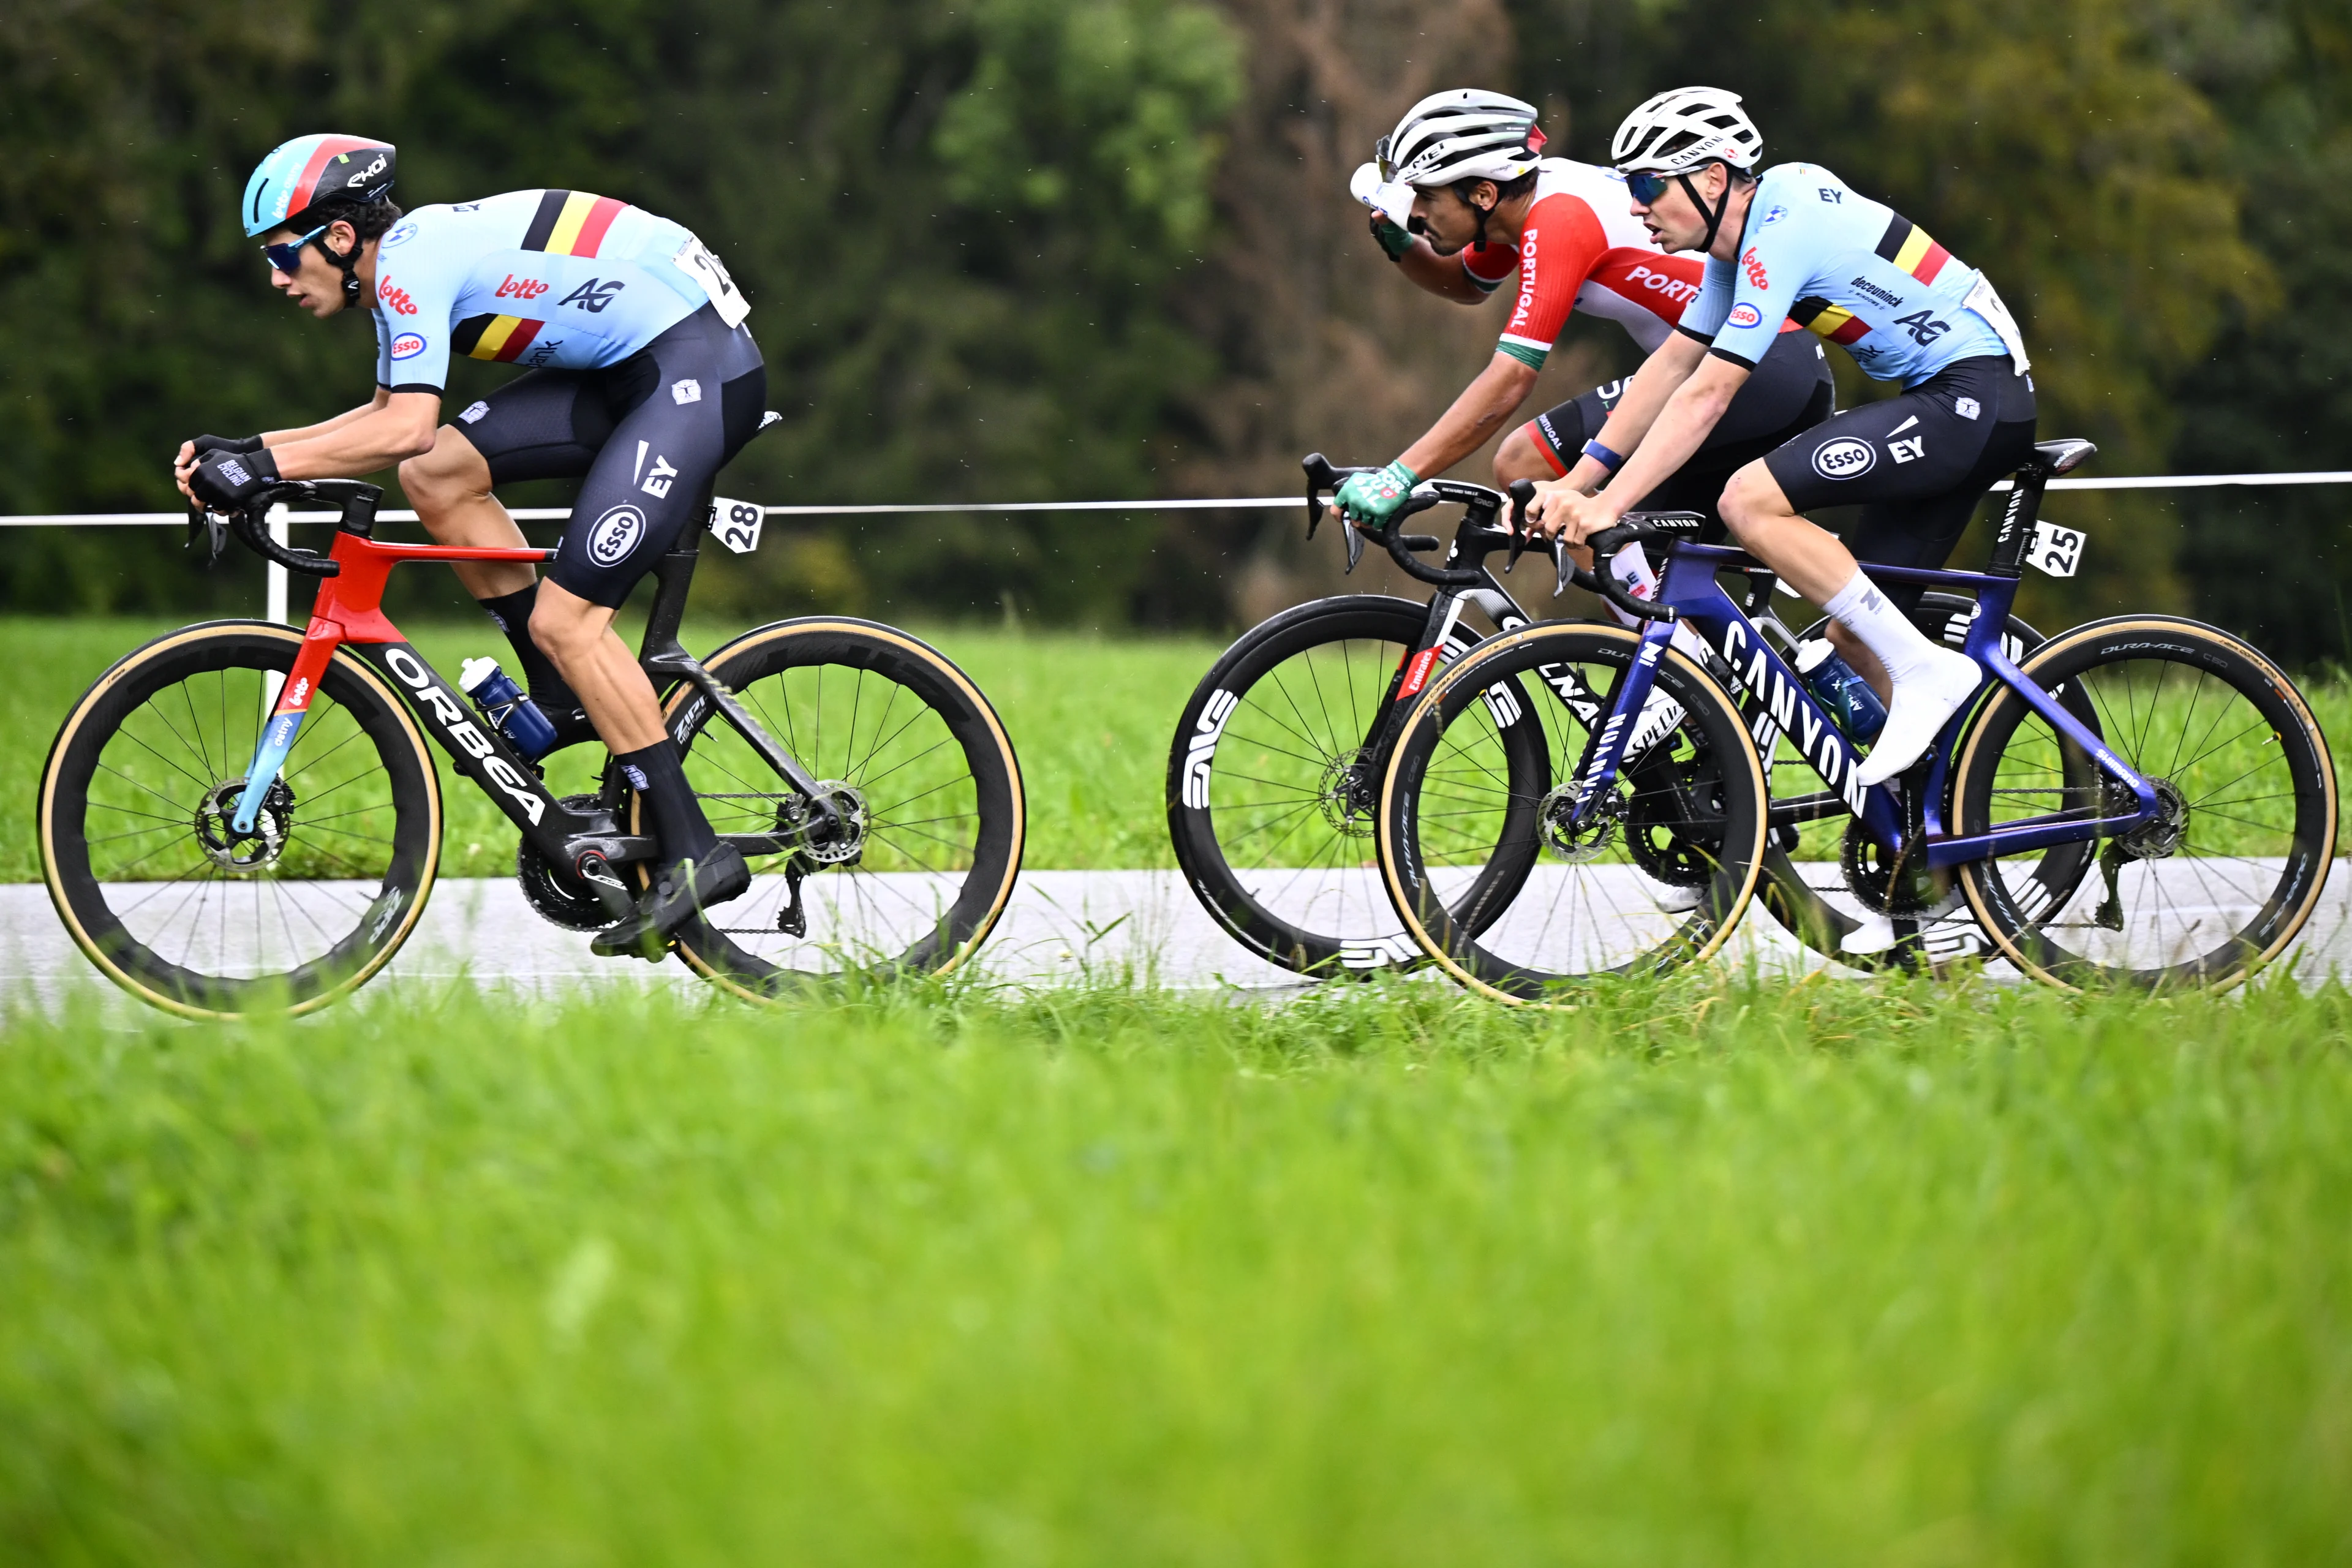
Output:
[4, 469, 2351, 529]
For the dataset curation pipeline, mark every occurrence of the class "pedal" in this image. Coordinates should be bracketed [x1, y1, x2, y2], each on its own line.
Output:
[574, 850, 636, 921]
[776, 857, 810, 938]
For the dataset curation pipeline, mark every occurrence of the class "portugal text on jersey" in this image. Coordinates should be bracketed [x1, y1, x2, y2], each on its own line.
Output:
[1681, 163, 2018, 386]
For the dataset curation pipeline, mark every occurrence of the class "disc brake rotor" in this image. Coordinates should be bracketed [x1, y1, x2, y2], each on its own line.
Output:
[1538, 782, 1623, 863]
[194, 777, 293, 871]
[1317, 747, 1375, 839]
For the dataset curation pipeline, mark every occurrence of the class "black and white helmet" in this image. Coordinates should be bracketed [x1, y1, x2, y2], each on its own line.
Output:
[1610, 86, 1762, 175]
[1378, 89, 1545, 188]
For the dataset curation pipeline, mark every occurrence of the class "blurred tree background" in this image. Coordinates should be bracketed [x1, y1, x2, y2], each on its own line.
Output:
[2, 0, 2345, 658]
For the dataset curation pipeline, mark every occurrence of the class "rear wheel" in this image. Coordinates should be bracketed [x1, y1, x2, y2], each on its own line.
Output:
[38, 622, 441, 1018]
[651, 619, 1025, 997]
[1755, 590, 2048, 970]
[1953, 616, 2335, 989]
[1165, 595, 1546, 976]
[1376, 621, 1769, 1005]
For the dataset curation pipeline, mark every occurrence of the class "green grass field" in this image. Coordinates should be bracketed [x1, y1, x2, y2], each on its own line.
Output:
[0, 616, 1220, 882]
[4, 977, 2350, 1561]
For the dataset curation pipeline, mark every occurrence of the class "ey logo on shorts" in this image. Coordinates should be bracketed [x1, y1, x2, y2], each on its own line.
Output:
[586, 503, 646, 567]
[1812, 436, 1877, 480]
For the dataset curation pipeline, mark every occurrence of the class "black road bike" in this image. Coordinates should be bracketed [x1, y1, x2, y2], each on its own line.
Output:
[39, 478, 1025, 1018]
[1165, 455, 2045, 977]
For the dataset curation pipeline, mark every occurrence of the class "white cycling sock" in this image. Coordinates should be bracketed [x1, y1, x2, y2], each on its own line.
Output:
[1823, 570, 1979, 786]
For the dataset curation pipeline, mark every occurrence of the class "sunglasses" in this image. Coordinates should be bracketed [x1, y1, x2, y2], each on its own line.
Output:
[261, 223, 330, 276]
[1624, 170, 1678, 206]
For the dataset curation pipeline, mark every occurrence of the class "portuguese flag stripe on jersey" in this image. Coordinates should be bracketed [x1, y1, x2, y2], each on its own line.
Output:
[521, 190, 626, 258]
[1790, 296, 1871, 345]
[459, 314, 543, 363]
[1874, 214, 1951, 284]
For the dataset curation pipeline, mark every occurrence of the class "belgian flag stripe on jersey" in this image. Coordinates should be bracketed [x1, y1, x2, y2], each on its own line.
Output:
[460, 314, 543, 363]
[520, 190, 627, 258]
[1874, 214, 1952, 285]
[1790, 295, 1871, 346]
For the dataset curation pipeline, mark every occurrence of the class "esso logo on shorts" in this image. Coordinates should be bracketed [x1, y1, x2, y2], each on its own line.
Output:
[390, 333, 426, 360]
[1726, 303, 1763, 329]
[585, 503, 646, 567]
[1812, 436, 1877, 481]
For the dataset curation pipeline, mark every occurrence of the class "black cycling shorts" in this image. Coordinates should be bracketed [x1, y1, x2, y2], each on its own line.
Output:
[451, 303, 767, 608]
[1764, 354, 2037, 608]
[1523, 327, 1834, 529]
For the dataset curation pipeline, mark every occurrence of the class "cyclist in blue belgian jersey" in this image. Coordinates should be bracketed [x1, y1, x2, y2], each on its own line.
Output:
[172, 134, 766, 954]
[1528, 89, 2038, 786]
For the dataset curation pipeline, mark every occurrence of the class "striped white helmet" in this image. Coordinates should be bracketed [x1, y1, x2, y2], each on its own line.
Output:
[1378, 89, 1545, 189]
[1611, 86, 1762, 175]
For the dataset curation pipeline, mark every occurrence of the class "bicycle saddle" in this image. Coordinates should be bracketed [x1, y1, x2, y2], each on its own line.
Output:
[2032, 438, 2097, 474]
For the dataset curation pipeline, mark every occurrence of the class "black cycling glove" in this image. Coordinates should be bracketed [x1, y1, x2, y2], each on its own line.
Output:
[189, 433, 266, 458]
[189, 447, 281, 511]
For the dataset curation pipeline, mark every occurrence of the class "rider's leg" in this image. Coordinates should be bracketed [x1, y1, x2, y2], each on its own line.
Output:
[528, 583, 718, 861]
[399, 421, 589, 737]
[1720, 459, 1977, 786]
[1492, 423, 1561, 488]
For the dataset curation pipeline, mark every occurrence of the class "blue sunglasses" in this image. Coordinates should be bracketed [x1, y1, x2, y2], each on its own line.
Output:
[261, 222, 330, 275]
[1624, 170, 1678, 205]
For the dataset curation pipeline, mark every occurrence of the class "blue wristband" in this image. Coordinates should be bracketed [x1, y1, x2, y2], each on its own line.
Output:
[1581, 439, 1624, 474]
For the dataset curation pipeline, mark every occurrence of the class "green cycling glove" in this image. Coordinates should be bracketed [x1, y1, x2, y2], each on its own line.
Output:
[1369, 213, 1414, 262]
[1333, 459, 1419, 526]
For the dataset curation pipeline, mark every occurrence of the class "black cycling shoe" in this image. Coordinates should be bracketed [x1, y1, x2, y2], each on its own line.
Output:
[590, 843, 752, 962]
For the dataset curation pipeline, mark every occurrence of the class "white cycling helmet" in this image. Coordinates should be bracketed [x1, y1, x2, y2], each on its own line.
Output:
[1610, 86, 1762, 175]
[1379, 89, 1545, 188]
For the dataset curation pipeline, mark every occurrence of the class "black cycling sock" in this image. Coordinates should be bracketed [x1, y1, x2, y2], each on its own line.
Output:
[614, 740, 718, 862]
[477, 583, 579, 712]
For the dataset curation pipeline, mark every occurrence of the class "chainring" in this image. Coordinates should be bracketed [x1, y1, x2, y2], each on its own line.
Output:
[1840, 819, 1960, 919]
[1623, 750, 1728, 889]
[516, 793, 620, 932]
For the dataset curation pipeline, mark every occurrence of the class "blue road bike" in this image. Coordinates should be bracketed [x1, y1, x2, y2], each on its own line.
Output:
[1374, 440, 2338, 1000]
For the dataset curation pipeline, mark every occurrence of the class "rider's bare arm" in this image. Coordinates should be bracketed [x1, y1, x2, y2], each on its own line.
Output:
[265, 392, 442, 482]
[1585, 333, 1711, 482]
[1586, 355, 1747, 529]
[258, 390, 396, 447]
[1393, 242, 1493, 304]
[1397, 351, 1540, 478]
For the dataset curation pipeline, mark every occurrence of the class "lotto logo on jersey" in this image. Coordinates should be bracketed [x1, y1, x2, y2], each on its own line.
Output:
[390, 333, 427, 360]
[496, 274, 551, 301]
[376, 279, 417, 315]
[1727, 303, 1763, 329]
[1742, 247, 1768, 288]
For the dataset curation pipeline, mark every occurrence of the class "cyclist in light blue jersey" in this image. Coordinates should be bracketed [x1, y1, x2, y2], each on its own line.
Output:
[1531, 88, 2038, 786]
[174, 134, 767, 951]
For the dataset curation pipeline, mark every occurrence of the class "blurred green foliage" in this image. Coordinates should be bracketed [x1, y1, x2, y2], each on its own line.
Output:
[2, 0, 2346, 658]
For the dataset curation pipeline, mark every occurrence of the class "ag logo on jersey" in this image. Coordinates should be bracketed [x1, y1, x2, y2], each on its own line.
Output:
[1761, 204, 1788, 227]
[390, 333, 427, 361]
[382, 219, 418, 249]
[1727, 303, 1763, 329]
[586, 503, 646, 567]
[1812, 436, 1877, 480]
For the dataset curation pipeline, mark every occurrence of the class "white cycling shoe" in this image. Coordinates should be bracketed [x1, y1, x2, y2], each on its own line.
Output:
[1853, 649, 1981, 788]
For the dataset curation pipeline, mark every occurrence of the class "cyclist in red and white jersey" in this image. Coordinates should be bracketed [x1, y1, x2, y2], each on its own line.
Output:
[1334, 89, 1829, 543]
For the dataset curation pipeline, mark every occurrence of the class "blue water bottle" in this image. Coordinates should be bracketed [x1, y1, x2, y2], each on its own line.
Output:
[459, 657, 560, 761]
[1794, 639, 1888, 745]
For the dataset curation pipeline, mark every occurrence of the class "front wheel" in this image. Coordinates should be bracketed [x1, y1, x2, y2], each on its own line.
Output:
[652, 619, 1025, 997]
[1376, 622, 1770, 1005]
[1165, 595, 1545, 976]
[1952, 616, 2335, 990]
[38, 622, 442, 1019]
